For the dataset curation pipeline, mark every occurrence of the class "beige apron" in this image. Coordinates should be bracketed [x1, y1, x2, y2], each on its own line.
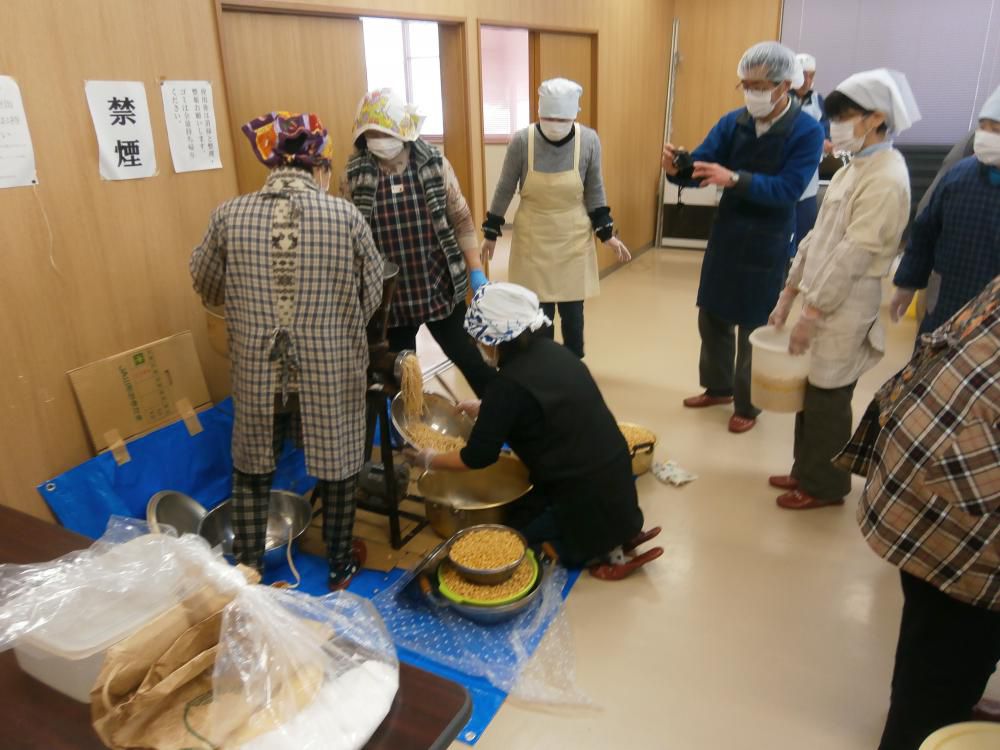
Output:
[509, 124, 599, 302]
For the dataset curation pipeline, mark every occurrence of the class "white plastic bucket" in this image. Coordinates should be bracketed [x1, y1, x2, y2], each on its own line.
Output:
[749, 326, 811, 413]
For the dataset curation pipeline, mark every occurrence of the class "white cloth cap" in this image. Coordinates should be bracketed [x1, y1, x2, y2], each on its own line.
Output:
[796, 53, 817, 73]
[464, 283, 552, 346]
[980, 84, 1000, 121]
[835, 68, 922, 135]
[737, 41, 797, 83]
[791, 57, 805, 90]
[538, 78, 583, 119]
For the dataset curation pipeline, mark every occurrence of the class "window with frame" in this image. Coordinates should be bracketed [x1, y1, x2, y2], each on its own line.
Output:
[480, 26, 530, 142]
[361, 18, 444, 138]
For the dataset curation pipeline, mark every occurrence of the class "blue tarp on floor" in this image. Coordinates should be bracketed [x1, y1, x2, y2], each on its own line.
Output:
[37, 399, 578, 745]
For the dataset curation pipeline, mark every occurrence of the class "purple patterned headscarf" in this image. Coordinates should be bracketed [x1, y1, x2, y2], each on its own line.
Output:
[241, 111, 333, 168]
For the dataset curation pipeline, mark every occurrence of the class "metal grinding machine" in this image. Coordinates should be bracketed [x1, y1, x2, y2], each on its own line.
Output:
[362, 261, 428, 548]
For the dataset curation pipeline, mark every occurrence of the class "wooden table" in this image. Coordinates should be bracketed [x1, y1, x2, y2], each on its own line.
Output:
[0, 506, 471, 750]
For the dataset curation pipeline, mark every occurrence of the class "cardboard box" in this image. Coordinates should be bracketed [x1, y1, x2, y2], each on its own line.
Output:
[68, 331, 211, 453]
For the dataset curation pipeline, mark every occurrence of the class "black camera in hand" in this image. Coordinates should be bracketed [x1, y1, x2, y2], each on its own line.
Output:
[672, 149, 694, 172]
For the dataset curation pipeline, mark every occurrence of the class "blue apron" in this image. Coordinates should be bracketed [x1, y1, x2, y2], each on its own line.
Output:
[697, 103, 802, 328]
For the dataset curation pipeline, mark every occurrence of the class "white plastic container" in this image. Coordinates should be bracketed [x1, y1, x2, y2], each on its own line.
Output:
[918, 722, 1000, 750]
[749, 325, 812, 413]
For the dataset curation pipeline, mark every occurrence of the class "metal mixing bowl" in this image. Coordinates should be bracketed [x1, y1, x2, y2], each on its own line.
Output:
[418, 455, 533, 538]
[146, 491, 207, 536]
[390, 392, 474, 450]
[446, 524, 528, 585]
[198, 490, 312, 569]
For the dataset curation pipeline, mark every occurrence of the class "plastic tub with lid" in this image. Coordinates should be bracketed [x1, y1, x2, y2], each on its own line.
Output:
[749, 325, 812, 413]
[13, 538, 189, 702]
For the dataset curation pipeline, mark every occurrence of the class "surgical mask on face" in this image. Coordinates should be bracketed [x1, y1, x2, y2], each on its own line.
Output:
[367, 136, 405, 160]
[830, 118, 867, 155]
[973, 129, 1000, 167]
[743, 88, 776, 119]
[539, 120, 574, 141]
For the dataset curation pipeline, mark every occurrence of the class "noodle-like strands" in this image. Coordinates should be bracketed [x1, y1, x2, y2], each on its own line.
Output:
[399, 354, 467, 452]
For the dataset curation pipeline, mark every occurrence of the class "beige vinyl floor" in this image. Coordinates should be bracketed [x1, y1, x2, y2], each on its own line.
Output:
[425, 243, 1000, 750]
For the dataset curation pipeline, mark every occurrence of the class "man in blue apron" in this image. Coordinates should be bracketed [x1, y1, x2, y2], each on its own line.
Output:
[663, 41, 825, 434]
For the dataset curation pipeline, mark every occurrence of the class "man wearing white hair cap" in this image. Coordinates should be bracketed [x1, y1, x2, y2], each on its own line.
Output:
[766, 69, 917, 511]
[483, 78, 631, 359]
[404, 283, 662, 580]
[890, 82, 1000, 336]
[791, 53, 831, 262]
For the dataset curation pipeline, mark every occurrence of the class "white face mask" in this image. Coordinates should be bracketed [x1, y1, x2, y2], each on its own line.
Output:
[830, 118, 867, 155]
[367, 136, 405, 160]
[743, 88, 777, 119]
[539, 120, 574, 141]
[973, 129, 1000, 167]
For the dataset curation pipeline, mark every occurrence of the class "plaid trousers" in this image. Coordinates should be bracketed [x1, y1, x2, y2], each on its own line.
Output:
[231, 395, 359, 570]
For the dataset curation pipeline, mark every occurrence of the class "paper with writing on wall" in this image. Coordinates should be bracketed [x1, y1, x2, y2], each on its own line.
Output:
[85, 80, 157, 180]
[160, 80, 222, 173]
[0, 75, 38, 189]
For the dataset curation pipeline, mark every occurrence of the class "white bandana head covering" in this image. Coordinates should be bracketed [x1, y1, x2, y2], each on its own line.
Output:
[791, 57, 805, 90]
[796, 53, 817, 73]
[464, 283, 552, 346]
[352, 88, 425, 142]
[980, 84, 1000, 121]
[835, 68, 922, 135]
[538, 78, 583, 119]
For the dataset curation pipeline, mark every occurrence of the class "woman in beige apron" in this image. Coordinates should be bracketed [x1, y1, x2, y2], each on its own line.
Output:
[482, 78, 630, 358]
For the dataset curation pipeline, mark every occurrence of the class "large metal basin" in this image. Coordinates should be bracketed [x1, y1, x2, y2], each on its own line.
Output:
[418, 455, 532, 538]
[146, 491, 207, 536]
[198, 490, 312, 569]
[390, 392, 474, 451]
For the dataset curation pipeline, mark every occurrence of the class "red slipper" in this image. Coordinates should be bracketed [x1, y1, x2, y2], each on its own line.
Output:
[352, 538, 368, 567]
[623, 527, 662, 555]
[683, 392, 734, 408]
[769, 475, 799, 490]
[776, 490, 844, 510]
[589, 547, 664, 581]
[728, 415, 757, 434]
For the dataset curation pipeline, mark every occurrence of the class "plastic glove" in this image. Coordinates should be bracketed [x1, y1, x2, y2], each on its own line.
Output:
[604, 237, 631, 263]
[457, 399, 481, 418]
[889, 288, 916, 323]
[402, 447, 437, 471]
[768, 289, 797, 329]
[789, 308, 822, 356]
[470, 269, 489, 293]
[480, 239, 496, 265]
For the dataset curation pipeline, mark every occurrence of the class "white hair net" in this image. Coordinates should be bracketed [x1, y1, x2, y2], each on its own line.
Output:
[737, 41, 797, 83]
[980, 84, 1000, 122]
[464, 283, 551, 346]
[835, 68, 922, 135]
[796, 53, 817, 72]
[538, 78, 583, 119]
[791, 57, 805, 90]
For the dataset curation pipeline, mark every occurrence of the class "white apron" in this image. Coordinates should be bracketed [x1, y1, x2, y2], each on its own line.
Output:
[810, 276, 885, 389]
[509, 124, 599, 302]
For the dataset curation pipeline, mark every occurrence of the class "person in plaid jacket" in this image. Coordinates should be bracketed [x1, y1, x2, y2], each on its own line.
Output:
[835, 274, 1000, 749]
[191, 112, 384, 589]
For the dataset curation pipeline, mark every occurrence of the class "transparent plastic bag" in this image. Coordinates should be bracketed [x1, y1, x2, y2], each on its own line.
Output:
[374, 561, 589, 706]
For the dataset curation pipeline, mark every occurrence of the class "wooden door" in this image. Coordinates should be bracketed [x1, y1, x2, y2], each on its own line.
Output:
[438, 23, 474, 203]
[530, 31, 596, 127]
[219, 11, 368, 194]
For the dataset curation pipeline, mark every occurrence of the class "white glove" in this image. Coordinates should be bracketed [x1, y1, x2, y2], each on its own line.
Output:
[403, 448, 437, 471]
[480, 239, 497, 265]
[889, 288, 916, 323]
[604, 236, 631, 263]
[457, 399, 482, 419]
[768, 289, 797, 329]
[789, 307, 822, 356]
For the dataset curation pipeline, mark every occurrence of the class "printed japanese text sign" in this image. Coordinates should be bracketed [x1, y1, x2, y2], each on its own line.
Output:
[160, 80, 222, 173]
[0, 75, 38, 189]
[84, 80, 157, 180]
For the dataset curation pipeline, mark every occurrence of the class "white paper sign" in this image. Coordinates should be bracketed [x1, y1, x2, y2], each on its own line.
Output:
[0, 76, 38, 189]
[160, 80, 222, 173]
[85, 80, 157, 180]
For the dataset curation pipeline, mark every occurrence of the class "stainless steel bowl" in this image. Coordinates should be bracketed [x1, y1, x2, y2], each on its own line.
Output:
[198, 490, 312, 569]
[146, 491, 207, 536]
[418, 455, 533, 538]
[446, 524, 527, 585]
[390, 392, 474, 450]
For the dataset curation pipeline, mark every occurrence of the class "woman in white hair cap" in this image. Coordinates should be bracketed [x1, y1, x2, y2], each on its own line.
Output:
[767, 68, 919, 511]
[405, 283, 662, 580]
[481, 78, 631, 359]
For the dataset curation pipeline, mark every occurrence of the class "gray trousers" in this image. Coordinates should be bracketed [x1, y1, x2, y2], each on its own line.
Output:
[792, 381, 856, 501]
[698, 309, 760, 419]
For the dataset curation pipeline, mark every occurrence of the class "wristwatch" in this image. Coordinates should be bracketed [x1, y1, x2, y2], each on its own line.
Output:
[728, 171, 740, 187]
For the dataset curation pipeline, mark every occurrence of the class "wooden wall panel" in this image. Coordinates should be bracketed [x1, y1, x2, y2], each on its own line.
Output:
[219, 11, 368, 194]
[671, 0, 784, 151]
[535, 32, 595, 127]
[439, 23, 475, 201]
[0, 0, 239, 520]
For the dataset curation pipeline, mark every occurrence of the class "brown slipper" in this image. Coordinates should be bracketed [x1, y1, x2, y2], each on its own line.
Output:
[589, 547, 664, 580]
[769, 474, 799, 490]
[776, 490, 844, 510]
[728, 415, 757, 433]
[683, 392, 735, 408]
